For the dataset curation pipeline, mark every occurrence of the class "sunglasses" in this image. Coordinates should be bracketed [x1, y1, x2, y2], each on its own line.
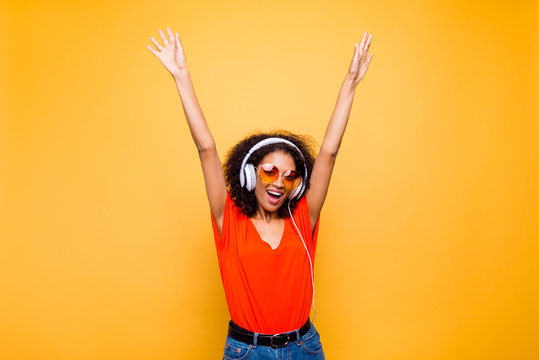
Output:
[256, 163, 302, 190]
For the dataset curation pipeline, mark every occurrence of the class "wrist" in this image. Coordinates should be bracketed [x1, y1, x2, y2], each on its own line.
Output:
[344, 73, 358, 86]
[172, 67, 190, 81]
[341, 74, 357, 95]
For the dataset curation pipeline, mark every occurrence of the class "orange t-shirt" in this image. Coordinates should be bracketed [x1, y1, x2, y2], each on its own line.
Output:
[211, 192, 320, 334]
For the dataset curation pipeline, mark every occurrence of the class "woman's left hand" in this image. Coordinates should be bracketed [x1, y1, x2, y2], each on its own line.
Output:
[347, 31, 373, 86]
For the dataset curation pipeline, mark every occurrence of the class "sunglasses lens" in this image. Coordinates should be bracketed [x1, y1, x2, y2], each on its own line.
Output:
[283, 170, 301, 189]
[260, 164, 279, 183]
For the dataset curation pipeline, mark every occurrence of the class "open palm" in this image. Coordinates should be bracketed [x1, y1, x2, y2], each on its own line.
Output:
[146, 27, 187, 76]
[348, 31, 373, 86]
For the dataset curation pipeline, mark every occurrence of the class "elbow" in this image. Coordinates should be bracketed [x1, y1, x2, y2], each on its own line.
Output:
[320, 145, 339, 159]
[197, 141, 217, 154]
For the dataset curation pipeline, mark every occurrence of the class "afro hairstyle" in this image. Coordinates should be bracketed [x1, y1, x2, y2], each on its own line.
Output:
[223, 130, 317, 218]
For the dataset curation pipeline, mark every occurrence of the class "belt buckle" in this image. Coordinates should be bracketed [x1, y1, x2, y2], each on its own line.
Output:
[270, 332, 289, 348]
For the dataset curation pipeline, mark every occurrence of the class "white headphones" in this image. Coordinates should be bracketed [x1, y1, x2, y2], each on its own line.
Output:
[239, 137, 308, 200]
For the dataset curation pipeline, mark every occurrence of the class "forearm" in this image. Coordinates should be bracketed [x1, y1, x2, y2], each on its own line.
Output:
[320, 74, 357, 156]
[173, 69, 215, 152]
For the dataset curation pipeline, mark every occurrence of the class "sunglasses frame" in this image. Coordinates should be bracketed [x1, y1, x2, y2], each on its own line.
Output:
[256, 163, 302, 190]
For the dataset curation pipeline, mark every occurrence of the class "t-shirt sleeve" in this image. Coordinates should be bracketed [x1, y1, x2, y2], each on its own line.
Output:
[210, 191, 236, 251]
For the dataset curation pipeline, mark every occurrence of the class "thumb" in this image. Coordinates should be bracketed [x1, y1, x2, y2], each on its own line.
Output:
[176, 33, 182, 48]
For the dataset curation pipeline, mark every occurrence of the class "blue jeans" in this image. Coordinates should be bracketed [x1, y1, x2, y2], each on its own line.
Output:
[222, 324, 325, 359]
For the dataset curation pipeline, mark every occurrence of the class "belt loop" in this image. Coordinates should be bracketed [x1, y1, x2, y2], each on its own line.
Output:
[253, 332, 258, 348]
[295, 329, 300, 343]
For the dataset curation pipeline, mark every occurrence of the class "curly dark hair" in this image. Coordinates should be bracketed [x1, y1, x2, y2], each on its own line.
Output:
[223, 130, 317, 218]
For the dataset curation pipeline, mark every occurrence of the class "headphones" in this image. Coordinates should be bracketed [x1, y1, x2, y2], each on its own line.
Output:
[239, 137, 308, 200]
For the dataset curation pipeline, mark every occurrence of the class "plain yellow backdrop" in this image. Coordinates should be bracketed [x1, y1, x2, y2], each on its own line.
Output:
[1, 0, 538, 359]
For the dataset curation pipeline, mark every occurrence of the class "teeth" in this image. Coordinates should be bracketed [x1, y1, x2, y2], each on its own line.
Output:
[267, 191, 282, 197]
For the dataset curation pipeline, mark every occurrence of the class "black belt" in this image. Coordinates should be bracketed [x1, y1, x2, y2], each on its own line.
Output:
[228, 319, 311, 348]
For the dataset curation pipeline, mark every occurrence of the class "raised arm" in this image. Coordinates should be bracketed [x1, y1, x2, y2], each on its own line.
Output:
[147, 28, 227, 233]
[306, 32, 373, 231]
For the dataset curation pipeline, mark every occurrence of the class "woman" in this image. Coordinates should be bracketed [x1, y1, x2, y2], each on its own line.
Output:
[147, 27, 372, 359]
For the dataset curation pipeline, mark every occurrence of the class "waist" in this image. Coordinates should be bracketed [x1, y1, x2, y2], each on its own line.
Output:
[228, 318, 312, 348]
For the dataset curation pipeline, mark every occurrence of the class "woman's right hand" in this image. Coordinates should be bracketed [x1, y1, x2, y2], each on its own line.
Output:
[146, 27, 187, 77]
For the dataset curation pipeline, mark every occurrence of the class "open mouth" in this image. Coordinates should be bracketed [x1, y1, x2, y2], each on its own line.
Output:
[266, 190, 283, 204]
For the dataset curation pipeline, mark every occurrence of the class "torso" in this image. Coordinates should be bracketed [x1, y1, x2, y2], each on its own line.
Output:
[211, 192, 320, 333]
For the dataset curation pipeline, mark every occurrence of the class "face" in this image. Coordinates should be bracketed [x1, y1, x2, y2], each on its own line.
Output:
[253, 151, 298, 214]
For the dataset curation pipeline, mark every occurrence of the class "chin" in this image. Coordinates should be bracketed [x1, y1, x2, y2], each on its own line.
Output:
[261, 199, 284, 213]
[255, 190, 289, 214]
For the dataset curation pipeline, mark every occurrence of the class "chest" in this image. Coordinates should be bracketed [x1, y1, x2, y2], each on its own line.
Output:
[249, 218, 285, 250]
[221, 214, 310, 273]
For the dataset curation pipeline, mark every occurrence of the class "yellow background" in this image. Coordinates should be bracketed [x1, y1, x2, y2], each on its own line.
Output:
[1, 0, 538, 359]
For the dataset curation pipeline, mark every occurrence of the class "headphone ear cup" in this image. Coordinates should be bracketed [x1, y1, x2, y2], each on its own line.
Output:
[244, 164, 257, 191]
[239, 167, 246, 187]
[289, 188, 298, 200]
[288, 179, 303, 200]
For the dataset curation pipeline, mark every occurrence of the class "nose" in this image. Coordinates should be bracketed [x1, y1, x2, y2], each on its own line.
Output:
[272, 174, 285, 188]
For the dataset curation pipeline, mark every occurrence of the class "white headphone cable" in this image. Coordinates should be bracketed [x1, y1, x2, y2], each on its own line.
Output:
[288, 200, 316, 325]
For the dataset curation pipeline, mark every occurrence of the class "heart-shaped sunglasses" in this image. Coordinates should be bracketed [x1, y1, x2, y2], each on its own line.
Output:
[256, 163, 302, 190]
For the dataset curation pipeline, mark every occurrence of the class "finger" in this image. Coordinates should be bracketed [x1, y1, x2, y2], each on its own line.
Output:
[166, 27, 175, 45]
[359, 31, 367, 54]
[349, 43, 357, 69]
[349, 43, 359, 72]
[176, 33, 185, 57]
[367, 52, 374, 64]
[146, 44, 159, 57]
[158, 29, 169, 46]
[363, 33, 372, 54]
[176, 33, 183, 50]
[150, 36, 163, 51]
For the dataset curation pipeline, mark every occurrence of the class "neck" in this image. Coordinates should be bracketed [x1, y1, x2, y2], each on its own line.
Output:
[253, 205, 281, 222]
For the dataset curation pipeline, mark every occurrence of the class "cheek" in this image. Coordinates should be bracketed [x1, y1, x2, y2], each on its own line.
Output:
[253, 180, 265, 198]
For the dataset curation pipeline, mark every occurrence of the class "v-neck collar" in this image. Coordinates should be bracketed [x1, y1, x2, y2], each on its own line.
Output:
[248, 217, 287, 252]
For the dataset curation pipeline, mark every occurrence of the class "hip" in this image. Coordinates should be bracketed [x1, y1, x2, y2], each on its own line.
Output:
[222, 323, 325, 360]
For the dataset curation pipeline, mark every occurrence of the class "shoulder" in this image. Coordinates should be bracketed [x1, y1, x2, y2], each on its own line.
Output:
[290, 195, 319, 240]
[212, 191, 248, 250]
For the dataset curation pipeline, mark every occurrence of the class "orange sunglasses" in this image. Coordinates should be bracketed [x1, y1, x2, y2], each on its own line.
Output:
[256, 163, 302, 190]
